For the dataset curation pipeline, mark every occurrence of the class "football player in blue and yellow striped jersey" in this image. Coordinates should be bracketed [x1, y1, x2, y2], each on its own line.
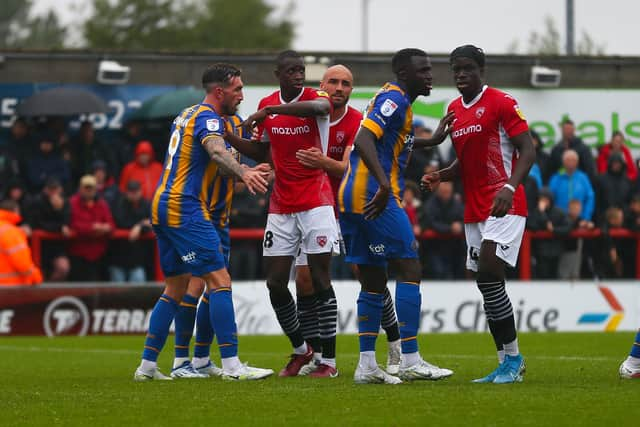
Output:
[339, 49, 454, 384]
[134, 63, 273, 382]
[171, 114, 270, 378]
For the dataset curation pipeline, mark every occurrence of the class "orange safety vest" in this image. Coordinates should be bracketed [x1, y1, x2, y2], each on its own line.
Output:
[0, 209, 42, 286]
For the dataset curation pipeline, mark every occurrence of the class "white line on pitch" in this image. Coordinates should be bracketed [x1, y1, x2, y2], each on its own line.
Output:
[0, 345, 620, 362]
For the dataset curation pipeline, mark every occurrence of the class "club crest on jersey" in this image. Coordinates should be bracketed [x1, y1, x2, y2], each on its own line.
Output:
[206, 118, 220, 132]
[380, 99, 398, 117]
[514, 105, 526, 120]
[336, 131, 345, 143]
[475, 107, 485, 118]
[316, 236, 328, 247]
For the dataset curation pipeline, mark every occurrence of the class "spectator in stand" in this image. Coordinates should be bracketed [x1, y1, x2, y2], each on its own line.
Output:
[402, 180, 422, 236]
[68, 174, 115, 281]
[624, 193, 640, 231]
[558, 199, 594, 280]
[115, 120, 145, 171]
[525, 162, 542, 216]
[7, 118, 36, 168]
[0, 142, 21, 197]
[228, 181, 268, 280]
[420, 181, 465, 279]
[526, 188, 571, 279]
[108, 180, 151, 283]
[0, 199, 42, 286]
[597, 131, 638, 181]
[118, 141, 163, 201]
[24, 177, 71, 282]
[530, 130, 551, 180]
[24, 136, 72, 194]
[3, 179, 32, 236]
[92, 160, 119, 206]
[597, 207, 630, 278]
[546, 119, 596, 182]
[549, 149, 595, 221]
[70, 121, 116, 182]
[596, 152, 632, 224]
[404, 121, 443, 184]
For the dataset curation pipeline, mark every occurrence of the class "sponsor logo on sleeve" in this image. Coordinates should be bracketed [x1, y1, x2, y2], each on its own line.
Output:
[380, 99, 398, 117]
[514, 105, 526, 120]
[206, 118, 220, 132]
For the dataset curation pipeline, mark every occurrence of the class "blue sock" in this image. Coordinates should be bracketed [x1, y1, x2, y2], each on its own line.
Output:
[174, 294, 198, 359]
[631, 329, 640, 358]
[142, 294, 179, 362]
[395, 282, 421, 354]
[210, 288, 238, 359]
[357, 291, 384, 352]
[194, 293, 214, 358]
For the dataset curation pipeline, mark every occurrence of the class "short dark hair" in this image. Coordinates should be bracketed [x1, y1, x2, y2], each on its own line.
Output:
[449, 44, 485, 68]
[276, 50, 302, 69]
[391, 48, 428, 74]
[562, 118, 574, 126]
[612, 130, 624, 138]
[202, 63, 242, 90]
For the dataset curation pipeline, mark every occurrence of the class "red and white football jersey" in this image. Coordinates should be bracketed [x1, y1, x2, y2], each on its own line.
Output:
[448, 85, 529, 223]
[327, 106, 362, 201]
[257, 87, 334, 214]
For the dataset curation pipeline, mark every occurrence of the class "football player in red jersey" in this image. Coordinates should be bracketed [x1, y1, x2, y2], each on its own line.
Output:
[226, 51, 340, 377]
[422, 45, 535, 384]
[293, 65, 403, 377]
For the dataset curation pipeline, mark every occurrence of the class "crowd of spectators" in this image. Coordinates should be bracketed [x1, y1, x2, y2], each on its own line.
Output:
[2, 116, 640, 283]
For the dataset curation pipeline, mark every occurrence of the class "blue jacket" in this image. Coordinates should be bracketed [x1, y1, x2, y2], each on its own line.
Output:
[529, 163, 543, 189]
[548, 169, 595, 220]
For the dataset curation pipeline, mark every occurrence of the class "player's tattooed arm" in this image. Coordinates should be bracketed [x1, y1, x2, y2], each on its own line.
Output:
[413, 112, 455, 148]
[354, 127, 390, 220]
[203, 135, 269, 195]
[491, 130, 536, 217]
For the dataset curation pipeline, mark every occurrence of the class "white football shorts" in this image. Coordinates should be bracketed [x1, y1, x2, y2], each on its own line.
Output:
[263, 205, 339, 258]
[464, 215, 526, 272]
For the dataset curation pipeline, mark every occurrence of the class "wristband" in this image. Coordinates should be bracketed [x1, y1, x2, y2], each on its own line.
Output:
[503, 183, 516, 193]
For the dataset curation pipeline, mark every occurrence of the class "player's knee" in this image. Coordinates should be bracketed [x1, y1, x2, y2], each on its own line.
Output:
[394, 259, 421, 283]
[186, 277, 206, 296]
[295, 267, 314, 297]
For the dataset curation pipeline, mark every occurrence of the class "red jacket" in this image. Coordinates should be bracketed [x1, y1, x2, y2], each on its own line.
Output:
[597, 144, 638, 181]
[0, 209, 42, 286]
[119, 161, 163, 201]
[68, 194, 115, 261]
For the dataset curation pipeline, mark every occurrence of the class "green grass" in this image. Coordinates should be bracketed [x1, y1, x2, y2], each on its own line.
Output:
[0, 333, 638, 426]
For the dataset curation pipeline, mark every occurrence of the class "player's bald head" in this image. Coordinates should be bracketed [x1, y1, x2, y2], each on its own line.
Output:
[322, 65, 354, 85]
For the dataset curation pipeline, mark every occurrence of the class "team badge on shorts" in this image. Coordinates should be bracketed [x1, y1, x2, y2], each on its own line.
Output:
[316, 236, 327, 247]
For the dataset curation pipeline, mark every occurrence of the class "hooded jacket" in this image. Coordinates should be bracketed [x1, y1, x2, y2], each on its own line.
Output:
[0, 209, 42, 285]
[118, 141, 163, 201]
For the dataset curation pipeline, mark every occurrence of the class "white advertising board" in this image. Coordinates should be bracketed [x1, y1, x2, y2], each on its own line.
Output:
[230, 281, 640, 335]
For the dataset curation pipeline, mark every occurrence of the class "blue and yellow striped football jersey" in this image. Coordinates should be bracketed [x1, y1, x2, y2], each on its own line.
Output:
[338, 82, 414, 214]
[151, 103, 226, 227]
[207, 113, 248, 229]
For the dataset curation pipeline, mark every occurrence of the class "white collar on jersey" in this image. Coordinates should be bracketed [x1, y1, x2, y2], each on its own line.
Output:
[279, 87, 304, 104]
[330, 106, 349, 127]
[461, 85, 488, 109]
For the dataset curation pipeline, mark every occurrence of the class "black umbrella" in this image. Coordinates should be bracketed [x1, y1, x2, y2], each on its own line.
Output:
[16, 87, 109, 117]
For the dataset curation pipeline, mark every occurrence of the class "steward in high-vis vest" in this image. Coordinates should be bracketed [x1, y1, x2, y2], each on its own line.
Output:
[0, 199, 42, 285]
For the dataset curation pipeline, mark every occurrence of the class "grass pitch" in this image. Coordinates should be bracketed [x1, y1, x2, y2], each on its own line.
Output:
[1, 332, 638, 426]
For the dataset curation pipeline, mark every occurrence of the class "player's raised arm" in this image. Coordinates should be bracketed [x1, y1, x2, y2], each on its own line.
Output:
[412, 112, 455, 148]
[490, 131, 536, 217]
